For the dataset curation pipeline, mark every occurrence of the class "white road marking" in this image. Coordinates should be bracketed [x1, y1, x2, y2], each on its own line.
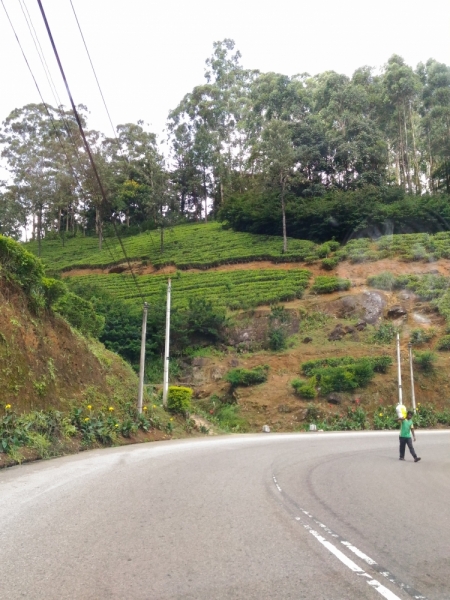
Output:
[342, 540, 377, 565]
[274, 476, 424, 600]
[305, 525, 403, 599]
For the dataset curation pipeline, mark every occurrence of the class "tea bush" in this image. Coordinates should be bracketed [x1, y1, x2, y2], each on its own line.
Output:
[437, 335, 450, 350]
[413, 350, 437, 372]
[291, 377, 317, 399]
[311, 276, 351, 294]
[372, 323, 397, 344]
[224, 365, 269, 387]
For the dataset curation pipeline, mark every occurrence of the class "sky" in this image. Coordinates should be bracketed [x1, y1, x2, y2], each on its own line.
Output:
[0, 0, 449, 147]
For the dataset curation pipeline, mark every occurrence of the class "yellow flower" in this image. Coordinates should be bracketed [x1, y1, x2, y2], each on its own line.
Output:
[170, 417, 173, 421]
[115, 424, 119, 428]
[5, 404, 11, 410]
[84, 417, 90, 422]
[143, 406, 148, 411]
[152, 405, 157, 408]
[87, 405, 92, 410]
[379, 413, 383, 417]
[108, 406, 114, 412]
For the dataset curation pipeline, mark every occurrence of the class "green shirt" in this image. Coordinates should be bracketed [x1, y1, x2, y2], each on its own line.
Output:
[400, 418, 413, 438]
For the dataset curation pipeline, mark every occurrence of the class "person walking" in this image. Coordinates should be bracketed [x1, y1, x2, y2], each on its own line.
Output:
[399, 411, 421, 462]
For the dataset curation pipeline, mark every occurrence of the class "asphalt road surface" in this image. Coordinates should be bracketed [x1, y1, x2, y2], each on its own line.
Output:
[1, 431, 449, 600]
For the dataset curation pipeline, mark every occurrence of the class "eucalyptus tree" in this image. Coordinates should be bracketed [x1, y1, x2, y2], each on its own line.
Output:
[0, 103, 92, 253]
[103, 122, 171, 250]
[418, 59, 450, 192]
[168, 39, 257, 218]
[0, 184, 28, 240]
[379, 55, 422, 193]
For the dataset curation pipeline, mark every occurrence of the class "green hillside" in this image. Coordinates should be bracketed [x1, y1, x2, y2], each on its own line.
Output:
[25, 223, 320, 272]
[26, 224, 450, 275]
[68, 268, 312, 311]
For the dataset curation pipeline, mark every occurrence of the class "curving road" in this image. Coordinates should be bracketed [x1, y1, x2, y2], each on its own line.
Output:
[0, 431, 449, 599]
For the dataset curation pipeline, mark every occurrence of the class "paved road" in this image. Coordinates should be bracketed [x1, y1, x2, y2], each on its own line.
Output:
[0, 431, 449, 599]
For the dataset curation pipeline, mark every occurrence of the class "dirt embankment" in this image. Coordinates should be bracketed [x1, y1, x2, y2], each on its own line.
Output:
[62, 257, 450, 280]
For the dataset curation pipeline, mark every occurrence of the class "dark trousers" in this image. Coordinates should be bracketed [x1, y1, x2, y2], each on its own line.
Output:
[399, 436, 417, 459]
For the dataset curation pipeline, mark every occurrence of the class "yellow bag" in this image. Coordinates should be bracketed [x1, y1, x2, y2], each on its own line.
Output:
[396, 403, 407, 419]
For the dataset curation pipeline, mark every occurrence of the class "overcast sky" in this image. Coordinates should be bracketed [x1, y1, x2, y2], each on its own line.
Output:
[1, 0, 449, 144]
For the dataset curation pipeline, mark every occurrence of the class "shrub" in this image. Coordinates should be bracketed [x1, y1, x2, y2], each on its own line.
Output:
[413, 350, 436, 372]
[292, 377, 317, 399]
[53, 292, 105, 338]
[215, 404, 248, 432]
[414, 403, 437, 427]
[371, 355, 393, 373]
[437, 335, 450, 351]
[367, 272, 396, 291]
[372, 323, 397, 344]
[167, 386, 193, 415]
[410, 328, 436, 345]
[373, 406, 399, 430]
[321, 257, 339, 270]
[268, 328, 287, 351]
[41, 277, 67, 308]
[315, 361, 374, 395]
[224, 365, 269, 387]
[311, 276, 351, 294]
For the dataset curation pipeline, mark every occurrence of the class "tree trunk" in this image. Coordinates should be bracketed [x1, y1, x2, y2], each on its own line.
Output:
[203, 169, 208, 223]
[281, 174, 287, 253]
[37, 206, 42, 258]
[96, 206, 102, 251]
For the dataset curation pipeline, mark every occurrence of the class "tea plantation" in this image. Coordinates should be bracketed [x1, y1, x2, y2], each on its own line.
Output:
[68, 268, 312, 311]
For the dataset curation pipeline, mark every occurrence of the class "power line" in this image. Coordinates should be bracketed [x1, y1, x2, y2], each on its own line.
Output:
[36, 0, 146, 303]
[69, 0, 117, 142]
[69, 0, 159, 253]
[2, 0, 131, 277]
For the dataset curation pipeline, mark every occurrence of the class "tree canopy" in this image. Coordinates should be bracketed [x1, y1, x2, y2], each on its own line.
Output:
[1, 43, 450, 245]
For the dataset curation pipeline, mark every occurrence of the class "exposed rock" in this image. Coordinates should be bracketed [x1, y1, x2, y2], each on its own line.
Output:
[344, 325, 356, 334]
[387, 305, 407, 319]
[302, 336, 313, 343]
[328, 393, 342, 405]
[328, 331, 343, 341]
[262, 425, 271, 433]
[211, 367, 224, 381]
[324, 291, 386, 324]
[355, 320, 367, 331]
[193, 388, 208, 399]
[328, 323, 345, 341]
[278, 404, 292, 413]
[108, 265, 127, 274]
[230, 359, 239, 367]
[362, 291, 386, 324]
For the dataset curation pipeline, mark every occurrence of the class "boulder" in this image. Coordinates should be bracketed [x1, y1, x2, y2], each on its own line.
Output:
[302, 336, 313, 344]
[328, 392, 342, 405]
[387, 305, 407, 319]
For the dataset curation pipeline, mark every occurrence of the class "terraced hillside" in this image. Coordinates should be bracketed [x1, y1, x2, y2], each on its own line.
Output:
[24, 223, 450, 434]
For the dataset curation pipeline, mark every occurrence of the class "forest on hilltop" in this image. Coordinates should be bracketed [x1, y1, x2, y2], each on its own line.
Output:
[1, 40, 450, 249]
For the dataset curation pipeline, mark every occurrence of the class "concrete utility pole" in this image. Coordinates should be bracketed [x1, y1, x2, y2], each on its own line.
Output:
[137, 302, 148, 414]
[162, 279, 172, 409]
[408, 342, 416, 413]
[396, 333, 403, 404]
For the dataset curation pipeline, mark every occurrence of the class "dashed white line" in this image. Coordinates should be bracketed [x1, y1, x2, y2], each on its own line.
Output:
[273, 475, 427, 600]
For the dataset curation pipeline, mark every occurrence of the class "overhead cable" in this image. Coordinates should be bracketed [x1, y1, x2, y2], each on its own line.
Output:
[36, 0, 146, 302]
